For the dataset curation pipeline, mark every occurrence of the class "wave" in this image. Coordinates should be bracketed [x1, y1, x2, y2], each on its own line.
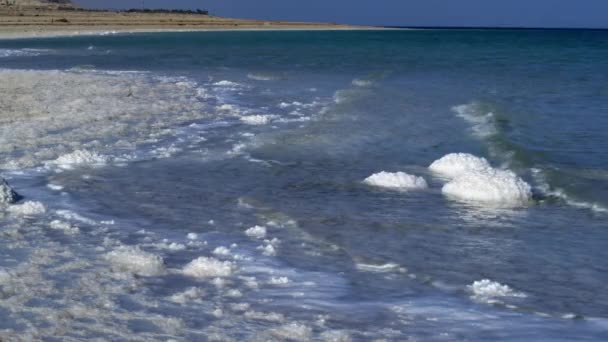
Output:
[0, 48, 49, 58]
[453, 101, 607, 213]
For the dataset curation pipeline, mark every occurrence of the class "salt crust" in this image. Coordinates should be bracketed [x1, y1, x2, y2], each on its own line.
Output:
[364, 171, 428, 191]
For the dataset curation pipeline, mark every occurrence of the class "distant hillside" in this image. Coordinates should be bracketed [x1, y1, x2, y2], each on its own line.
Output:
[1, 0, 76, 8]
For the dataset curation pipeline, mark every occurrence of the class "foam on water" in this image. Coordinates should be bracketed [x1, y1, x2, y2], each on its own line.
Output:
[0, 48, 48, 58]
[247, 73, 277, 81]
[351, 79, 373, 87]
[363, 171, 428, 191]
[453, 103, 498, 139]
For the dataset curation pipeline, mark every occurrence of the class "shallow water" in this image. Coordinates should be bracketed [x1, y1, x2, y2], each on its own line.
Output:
[1, 29, 608, 340]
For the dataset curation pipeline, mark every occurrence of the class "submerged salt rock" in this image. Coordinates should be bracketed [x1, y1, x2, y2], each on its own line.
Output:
[0, 177, 21, 205]
[363, 171, 428, 190]
[442, 168, 531, 207]
[429, 153, 491, 179]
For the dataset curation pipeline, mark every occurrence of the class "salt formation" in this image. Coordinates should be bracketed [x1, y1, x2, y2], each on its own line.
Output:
[8, 201, 46, 216]
[363, 171, 428, 191]
[429, 153, 491, 179]
[245, 225, 267, 239]
[0, 177, 21, 204]
[51, 150, 109, 169]
[442, 168, 532, 207]
[182, 257, 235, 278]
[0, 69, 207, 169]
[430, 153, 531, 207]
[468, 279, 526, 304]
[240, 115, 277, 125]
[105, 246, 165, 276]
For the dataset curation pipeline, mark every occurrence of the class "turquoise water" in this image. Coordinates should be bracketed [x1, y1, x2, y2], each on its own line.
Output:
[0, 30, 608, 340]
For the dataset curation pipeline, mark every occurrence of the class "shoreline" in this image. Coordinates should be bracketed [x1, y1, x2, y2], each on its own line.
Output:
[0, 26, 388, 40]
[0, 6, 383, 40]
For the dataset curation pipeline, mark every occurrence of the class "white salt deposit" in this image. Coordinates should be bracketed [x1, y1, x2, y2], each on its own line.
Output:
[268, 276, 290, 285]
[269, 323, 313, 341]
[213, 80, 242, 87]
[320, 330, 353, 342]
[363, 171, 428, 191]
[55, 209, 97, 225]
[46, 183, 64, 191]
[430, 153, 532, 207]
[244, 310, 286, 322]
[0, 69, 207, 169]
[429, 153, 491, 179]
[240, 115, 277, 125]
[245, 225, 267, 239]
[212, 246, 231, 256]
[468, 279, 526, 303]
[52, 150, 109, 169]
[105, 246, 165, 276]
[8, 201, 46, 217]
[49, 220, 80, 234]
[442, 168, 532, 207]
[182, 257, 235, 278]
[258, 244, 277, 256]
[355, 262, 404, 273]
[169, 287, 205, 304]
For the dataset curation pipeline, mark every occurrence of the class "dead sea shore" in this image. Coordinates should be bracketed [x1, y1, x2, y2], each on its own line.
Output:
[0, 6, 372, 39]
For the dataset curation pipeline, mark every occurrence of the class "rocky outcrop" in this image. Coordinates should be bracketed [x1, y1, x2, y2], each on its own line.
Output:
[0, 177, 22, 205]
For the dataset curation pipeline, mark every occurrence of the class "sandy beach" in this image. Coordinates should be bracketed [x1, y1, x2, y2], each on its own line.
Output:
[0, 5, 366, 39]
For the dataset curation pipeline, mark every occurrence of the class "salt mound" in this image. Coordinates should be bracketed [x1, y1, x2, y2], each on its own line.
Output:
[52, 150, 109, 169]
[0, 178, 21, 205]
[269, 323, 313, 341]
[8, 201, 46, 216]
[363, 171, 428, 191]
[182, 257, 235, 278]
[105, 246, 165, 276]
[468, 279, 526, 303]
[429, 153, 491, 179]
[244, 225, 267, 239]
[240, 115, 277, 125]
[442, 168, 531, 207]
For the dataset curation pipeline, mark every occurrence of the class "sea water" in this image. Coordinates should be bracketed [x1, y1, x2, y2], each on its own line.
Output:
[0, 29, 607, 340]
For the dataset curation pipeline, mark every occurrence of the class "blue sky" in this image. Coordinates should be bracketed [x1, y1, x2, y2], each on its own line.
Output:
[74, 0, 608, 28]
